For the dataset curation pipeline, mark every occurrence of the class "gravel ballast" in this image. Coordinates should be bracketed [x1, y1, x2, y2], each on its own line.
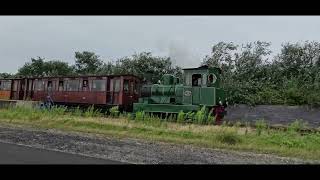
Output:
[0, 124, 316, 164]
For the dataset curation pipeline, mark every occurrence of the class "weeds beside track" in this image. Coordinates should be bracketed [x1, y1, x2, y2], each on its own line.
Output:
[0, 105, 319, 161]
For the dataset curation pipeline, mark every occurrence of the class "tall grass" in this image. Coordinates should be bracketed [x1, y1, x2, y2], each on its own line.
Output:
[110, 106, 120, 118]
[255, 119, 267, 136]
[177, 111, 185, 123]
[194, 106, 206, 124]
[1, 105, 320, 160]
[84, 105, 101, 118]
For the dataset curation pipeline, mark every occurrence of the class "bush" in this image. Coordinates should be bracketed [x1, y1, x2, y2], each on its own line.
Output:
[195, 106, 206, 124]
[287, 119, 307, 133]
[135, 111, 145, 121]
[177, 111, 185, 124]
[207, 111, 215, 125]
[216, 130, 241, 145]
[72, 106, 83, 117]
[110, 106, 120, 118]
[255, 119, 267, 136]
[84, 105, 101, 118]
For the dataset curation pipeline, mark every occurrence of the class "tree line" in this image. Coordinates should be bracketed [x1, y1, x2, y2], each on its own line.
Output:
[2, 51, 182, 85]
[202, 41, 320, 106]
[1, 41, 320, 106]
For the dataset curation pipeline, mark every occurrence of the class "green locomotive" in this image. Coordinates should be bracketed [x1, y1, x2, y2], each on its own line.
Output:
[133, 65, 228, 123]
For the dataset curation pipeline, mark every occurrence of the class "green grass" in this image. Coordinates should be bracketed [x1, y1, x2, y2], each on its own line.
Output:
[0, 105, 320, 161]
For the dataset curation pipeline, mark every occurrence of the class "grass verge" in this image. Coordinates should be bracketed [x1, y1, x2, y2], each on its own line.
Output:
[0, 106, 319, 161]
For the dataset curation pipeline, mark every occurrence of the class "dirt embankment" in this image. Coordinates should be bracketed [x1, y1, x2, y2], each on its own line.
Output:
[0, 124, 315, 164]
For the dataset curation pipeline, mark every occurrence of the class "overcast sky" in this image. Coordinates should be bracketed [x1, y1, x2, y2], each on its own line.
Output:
[1, 16, 320, 73]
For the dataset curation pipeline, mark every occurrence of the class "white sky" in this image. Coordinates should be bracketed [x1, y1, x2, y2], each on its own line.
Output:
[1, 16, 320, 73]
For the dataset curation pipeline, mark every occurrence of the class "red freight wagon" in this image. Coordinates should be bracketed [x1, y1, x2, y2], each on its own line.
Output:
[0, 74, 141, 111]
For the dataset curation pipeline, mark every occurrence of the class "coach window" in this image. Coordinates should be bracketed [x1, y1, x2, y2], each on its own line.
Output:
[37, 80, 44, 91]
[92, 80, 106, 92]
[58, 81, 64, 91]
[82, 80, 89, 91]
[123, 80, 129, 93]
[47, 81, 53, 92]
[67, 80, 79, 91]
[134, 80, 139, 94]
[130, 81, 134, 94]
[114, 79, 120, 92]
[4, 81, 12, 91]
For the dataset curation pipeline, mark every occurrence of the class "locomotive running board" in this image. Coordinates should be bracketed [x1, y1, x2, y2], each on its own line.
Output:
[133, 103, 200, 113]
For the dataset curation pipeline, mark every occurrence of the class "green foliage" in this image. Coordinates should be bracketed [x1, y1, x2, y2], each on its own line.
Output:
[2, 106, 320, 160]
[207, 111, 215, 125]
[135, 111, 145, 121]
[255, 119, 267, 136]
[288, 119, 307, 133]
[0, 73, 14, 78]
[216, 129, 242, 145]
[72, 106, 83, 117]
[194, 106, 206, 124]
[112, 52, 183, 83]
[84, 105, 101, 118]
[177, 111, 185, 123]
[49, 106, 67, 116]
[17, 57, 74, 77]
[74, 51, 104, 75]
[203, 41, 320, 106]
[110, 106, 120, 118]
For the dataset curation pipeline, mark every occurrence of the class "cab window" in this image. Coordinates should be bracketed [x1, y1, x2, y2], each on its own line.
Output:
[192, 74, 202, 87]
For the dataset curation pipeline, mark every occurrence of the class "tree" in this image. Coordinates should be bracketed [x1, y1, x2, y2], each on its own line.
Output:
[0, 73, 14, 78]
[43, 60, 75, 76]
[113, 52, 182, 84]
[74, 51, 103, 75]
[96, 62, 115, 75]
[17, 57, 73, 77]
[17, 57, 46, 77]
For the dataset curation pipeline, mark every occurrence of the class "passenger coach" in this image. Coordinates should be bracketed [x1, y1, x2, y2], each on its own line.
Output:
[0, 75, 141, 111]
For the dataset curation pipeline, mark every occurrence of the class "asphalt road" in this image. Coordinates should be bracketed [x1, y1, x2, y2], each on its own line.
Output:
[0, 142, 124, 164]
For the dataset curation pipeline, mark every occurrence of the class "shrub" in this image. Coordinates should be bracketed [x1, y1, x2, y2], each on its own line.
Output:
[216, 130, 241, 145]
[177, 111, 186, 123]
[135, 111, 145, 121]
[84, 105, 101, 118]
[110, 106, 120, 118]
[207, 111, 215, 125]
[255, 119, 267, 136]
[195, 106, 206, 124]
[287, 119, 307, 133]
[72, 106, 83, 117]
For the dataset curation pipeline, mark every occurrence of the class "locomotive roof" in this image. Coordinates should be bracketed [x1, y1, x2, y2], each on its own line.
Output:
[0, 74, 141, 80]
[183, 65, 222, 72]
